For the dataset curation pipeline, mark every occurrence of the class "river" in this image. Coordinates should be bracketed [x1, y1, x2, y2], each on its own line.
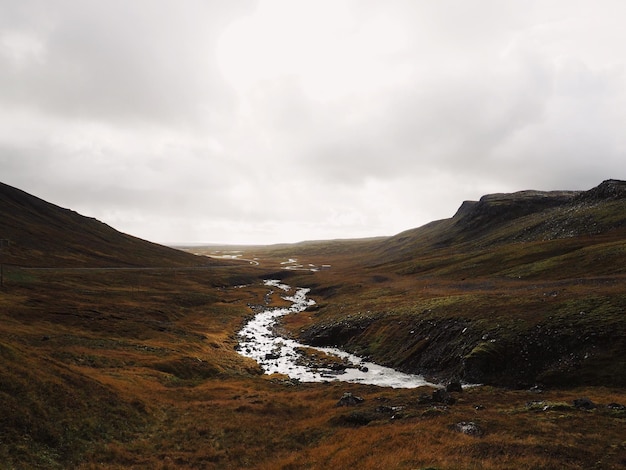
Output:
[237, 280, 437, 388]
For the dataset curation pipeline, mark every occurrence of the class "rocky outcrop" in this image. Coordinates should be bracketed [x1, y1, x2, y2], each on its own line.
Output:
[574, 179, 626, 202]
[452, 190, 579, 231]
[380, 179, 626, 262]
[297, 179, 626, 389]
[336, 392, 364, 407]
[299, 310, 626, 389]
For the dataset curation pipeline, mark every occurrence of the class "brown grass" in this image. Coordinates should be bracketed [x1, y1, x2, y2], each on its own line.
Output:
[1, 257, 625, 469]
[2, 187, 626, 468]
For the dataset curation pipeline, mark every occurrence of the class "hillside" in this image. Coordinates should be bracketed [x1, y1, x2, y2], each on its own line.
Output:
[0, 182, 211, 267]
[1, 180, 625, 468]
[374, 179, 626, 271]
[276, 180, 626, 388]
[0, 182, 266, 468]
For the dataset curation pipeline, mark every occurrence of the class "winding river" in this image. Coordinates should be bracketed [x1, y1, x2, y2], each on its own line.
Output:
[237, 280, 436, 388]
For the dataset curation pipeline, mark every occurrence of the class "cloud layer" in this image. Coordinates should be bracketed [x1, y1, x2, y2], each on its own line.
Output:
[1, 0, 625, 244]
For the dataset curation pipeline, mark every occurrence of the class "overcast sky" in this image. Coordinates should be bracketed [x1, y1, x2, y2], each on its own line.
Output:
[1, 1, 625, 245]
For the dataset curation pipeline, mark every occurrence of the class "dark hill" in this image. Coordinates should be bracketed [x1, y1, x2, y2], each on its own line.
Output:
[288, 180, 626, 388]
[373, 179, 626, 275]
[0, 182, 210, 267]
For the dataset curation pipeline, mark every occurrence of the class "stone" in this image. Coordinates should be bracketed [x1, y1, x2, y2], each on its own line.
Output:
[330, 412, 372, 427]
[453, 421, 483, 437]
[417, 393, 432, 405]
[446, 381, 463, 393]
[432, 388, 456, 405]
[336, 392, 364, 407]
[573, 397, 596, 410]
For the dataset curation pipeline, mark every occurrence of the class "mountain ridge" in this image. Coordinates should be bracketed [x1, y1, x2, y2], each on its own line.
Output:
[370, 179, 626, 267]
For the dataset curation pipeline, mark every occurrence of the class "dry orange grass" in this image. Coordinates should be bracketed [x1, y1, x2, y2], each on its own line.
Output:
[1, 258, 625, 469]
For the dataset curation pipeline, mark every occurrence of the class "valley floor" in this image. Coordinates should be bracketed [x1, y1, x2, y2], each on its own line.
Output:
[1, 254, 625, 469]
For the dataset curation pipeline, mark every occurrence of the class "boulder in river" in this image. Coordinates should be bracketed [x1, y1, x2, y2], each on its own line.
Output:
[446, 381, 463, 393]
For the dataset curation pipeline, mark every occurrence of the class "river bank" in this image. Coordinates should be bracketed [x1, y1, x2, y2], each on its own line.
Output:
[237, 280, 436, 388]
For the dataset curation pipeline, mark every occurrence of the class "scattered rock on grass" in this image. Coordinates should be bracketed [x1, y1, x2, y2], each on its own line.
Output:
[418, 393, 432, 405]
[336, 392, 364, 407]
[453, 421, 484, 437]
[330, 412, 372, 427]
[432, 388, 456, 405]
[607, 402, 625, 410]
[573, 397, 596, 410]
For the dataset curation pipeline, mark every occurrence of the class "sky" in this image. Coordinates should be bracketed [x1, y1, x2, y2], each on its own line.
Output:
[1, 0, 625, 245]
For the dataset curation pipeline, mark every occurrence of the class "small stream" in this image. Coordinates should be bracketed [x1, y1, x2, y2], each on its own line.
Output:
[237, 280, 437, 388]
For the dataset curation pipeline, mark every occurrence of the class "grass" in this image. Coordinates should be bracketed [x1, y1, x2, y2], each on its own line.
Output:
[2, 261, 624, 469]
[1, 181, 626, 468]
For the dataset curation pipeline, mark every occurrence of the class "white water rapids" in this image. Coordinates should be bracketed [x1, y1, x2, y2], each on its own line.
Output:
[237, 280, 437, 388]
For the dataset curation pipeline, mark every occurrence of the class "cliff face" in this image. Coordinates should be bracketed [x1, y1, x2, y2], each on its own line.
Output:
[451, 190, 579, 229]
[574, 179, 626, 201]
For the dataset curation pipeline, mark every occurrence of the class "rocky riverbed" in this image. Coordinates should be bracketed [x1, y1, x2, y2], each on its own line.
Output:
[237, 280, 436, 388]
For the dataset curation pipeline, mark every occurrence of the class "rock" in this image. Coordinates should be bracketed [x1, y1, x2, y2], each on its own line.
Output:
[575, 179, 626, 201]
[573, 397, 596, 410]
[336, 392, 364, 407]
[375, 405, 404, 417]
[453, 421, 483, 437]
[421, 407, 448, 418]
[446, 381, 463, 393]
[418, 393, 433, 405]
[432, 388, 456, 405]
[607, 402, 625, 410]
[376, 405, 394, 413]
[330, 412, 372, 427]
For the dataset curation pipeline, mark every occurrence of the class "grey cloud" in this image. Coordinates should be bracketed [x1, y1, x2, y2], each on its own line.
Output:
[1, 1, 625, 244]
[0, 0, 249, 127]
[294, 54, 553, 184]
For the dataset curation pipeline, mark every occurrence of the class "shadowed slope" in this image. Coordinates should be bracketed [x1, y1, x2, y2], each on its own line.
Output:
[0, 182, 210, 267]
[0, 183, 263, 467]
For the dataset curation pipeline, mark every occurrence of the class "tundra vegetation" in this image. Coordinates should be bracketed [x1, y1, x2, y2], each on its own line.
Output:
[0, 180, 625, 469]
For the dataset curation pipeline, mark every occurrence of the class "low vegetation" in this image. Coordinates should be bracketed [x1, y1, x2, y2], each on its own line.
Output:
[1, 180, 625, 468]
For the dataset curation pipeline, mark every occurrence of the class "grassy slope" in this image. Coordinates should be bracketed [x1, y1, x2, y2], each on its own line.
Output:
[1, 180, 625, 468]
[2, 266, 625, 469]
[0, 182, 213, 267]
[274, 180, 626, 388]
